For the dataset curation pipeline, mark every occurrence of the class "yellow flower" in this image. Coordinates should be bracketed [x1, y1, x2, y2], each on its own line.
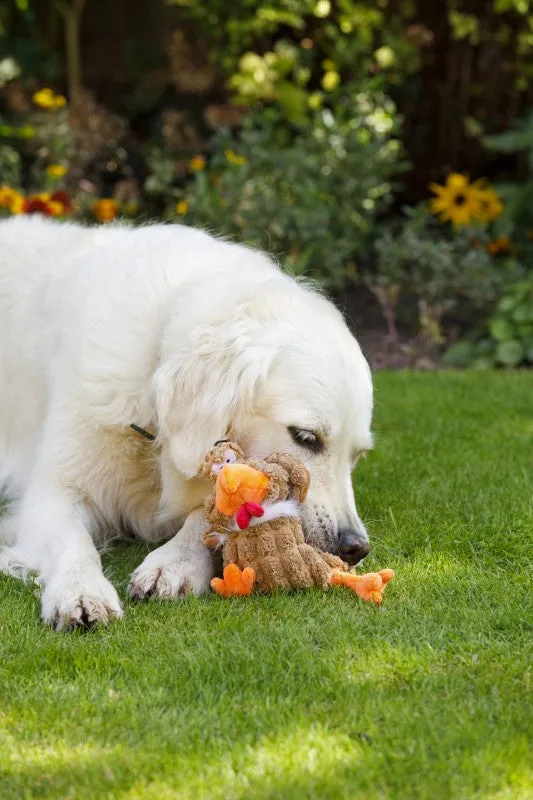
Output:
[0, 186, 25, 214]
[32, 88, 67, 110]
[429, 173, 484, 226]
[48, 201, 64, 217]
[475, 187, 504, 223]
[92, 198, 118, 223]
[189, 155, 206, 172]
[176, 200, 189, 215]
[46, 164, 68, 179]
[224, 149, 247, 166]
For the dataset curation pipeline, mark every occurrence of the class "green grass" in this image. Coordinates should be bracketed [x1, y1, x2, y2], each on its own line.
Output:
[1, 372, 532, 800]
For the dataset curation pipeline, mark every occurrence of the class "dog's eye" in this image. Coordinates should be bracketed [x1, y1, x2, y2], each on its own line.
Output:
[288, 426, 323, 454]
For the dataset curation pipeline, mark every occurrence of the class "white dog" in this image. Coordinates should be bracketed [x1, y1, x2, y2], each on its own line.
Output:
[0, 216, 373, 629]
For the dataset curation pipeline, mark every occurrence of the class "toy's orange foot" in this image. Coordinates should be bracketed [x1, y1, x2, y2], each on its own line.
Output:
[379, 568, 395, 585]
[332, 568, 395, 605]
[211, 563, 256, 598]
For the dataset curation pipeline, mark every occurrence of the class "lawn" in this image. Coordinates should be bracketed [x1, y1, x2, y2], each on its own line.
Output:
[0, 371, 531, 800]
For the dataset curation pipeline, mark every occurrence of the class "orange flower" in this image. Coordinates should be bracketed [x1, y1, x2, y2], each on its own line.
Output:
[0, 186, 25, 214]
[23, 190, 72, 217]
[24, 198, 51, 215]
[24, 193, 54, 216]
[50, 190, 73, 215]
[92, 198, 118, 223]
[47, 201, 64, 217]
[176, 200, 188, 215]
[487, 236, 511, 256]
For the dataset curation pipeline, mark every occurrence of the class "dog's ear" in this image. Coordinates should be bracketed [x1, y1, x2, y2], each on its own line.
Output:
[153, 320, 276, 479]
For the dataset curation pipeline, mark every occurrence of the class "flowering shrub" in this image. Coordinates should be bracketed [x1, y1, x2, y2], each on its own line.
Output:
[167, 0, 422, 126]
[176, 84, 405, 286]
[0, 85, 139, 224]
[370, 205, 524, 361]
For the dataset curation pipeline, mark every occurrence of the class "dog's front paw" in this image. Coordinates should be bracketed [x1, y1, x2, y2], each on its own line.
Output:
[128, 546, 213, 600]
[41, 571, 123, 631]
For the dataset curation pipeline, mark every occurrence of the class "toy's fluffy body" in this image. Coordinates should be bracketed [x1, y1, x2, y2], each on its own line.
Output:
[222, 515, 346, 592]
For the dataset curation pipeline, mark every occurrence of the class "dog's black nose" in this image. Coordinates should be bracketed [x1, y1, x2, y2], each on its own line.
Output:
[338, 529, 370, 565]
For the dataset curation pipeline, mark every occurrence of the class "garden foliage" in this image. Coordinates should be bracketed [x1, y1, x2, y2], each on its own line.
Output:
[1, 0, 533, 364]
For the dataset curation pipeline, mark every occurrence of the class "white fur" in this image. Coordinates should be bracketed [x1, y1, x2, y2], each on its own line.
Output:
[0, 216, 373, 629]
[216, 499, 301, 534]
[247, 499, 300, 526]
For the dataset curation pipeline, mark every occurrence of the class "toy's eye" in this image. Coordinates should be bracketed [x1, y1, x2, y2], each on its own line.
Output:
[223, 450, 237, 464]
[212, 463, 223, 475]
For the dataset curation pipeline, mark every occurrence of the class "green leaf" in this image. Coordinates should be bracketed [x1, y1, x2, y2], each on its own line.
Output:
[449, 11, 480, 44]
[489, 316, 516, 342]
[256, 8, 305, 30]
[498, 294, 520, 313]
[442, 341, 476, 367]
[276, 82, 309, 125]
[495, 340, 525, 366]
[476, 338, 496, 356]
[472, 357, 494, 370]
[483, 126, 533, 153]
[512, 304, 533, 323]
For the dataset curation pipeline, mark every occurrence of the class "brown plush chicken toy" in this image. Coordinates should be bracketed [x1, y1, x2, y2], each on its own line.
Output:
[199, 441, 394, 603]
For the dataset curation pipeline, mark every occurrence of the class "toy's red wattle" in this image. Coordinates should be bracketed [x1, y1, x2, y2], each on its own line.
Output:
[236, 501, 265, 529]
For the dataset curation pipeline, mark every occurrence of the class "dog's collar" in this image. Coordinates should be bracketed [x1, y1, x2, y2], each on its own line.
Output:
[130, 423, 156, 441]
[130, 428, 230, 444]
[130, 428, 229, 445]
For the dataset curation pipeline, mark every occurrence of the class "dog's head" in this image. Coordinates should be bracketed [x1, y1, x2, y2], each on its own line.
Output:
[155, 272, 373, 564]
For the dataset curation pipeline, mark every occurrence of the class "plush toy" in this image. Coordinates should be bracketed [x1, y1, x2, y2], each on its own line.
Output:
[199, 441, 394, 604]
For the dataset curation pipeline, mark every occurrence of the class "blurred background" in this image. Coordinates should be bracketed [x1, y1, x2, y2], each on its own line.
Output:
[1, 0, 532, 368]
